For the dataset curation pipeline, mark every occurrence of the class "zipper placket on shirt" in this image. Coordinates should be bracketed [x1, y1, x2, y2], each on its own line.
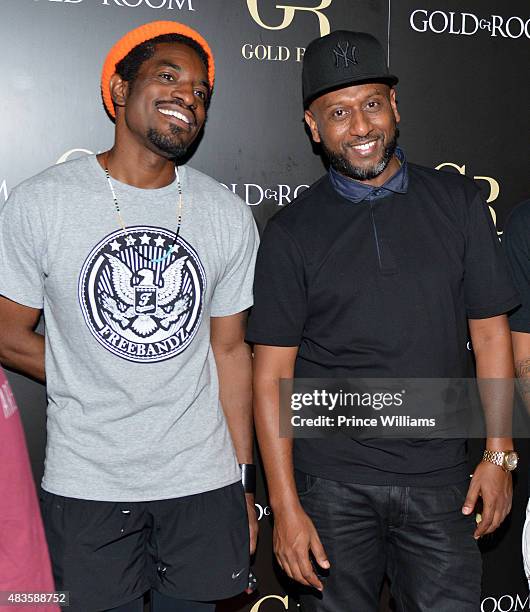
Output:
[369, 199, 384, 272]
[369, 197, 398, 275]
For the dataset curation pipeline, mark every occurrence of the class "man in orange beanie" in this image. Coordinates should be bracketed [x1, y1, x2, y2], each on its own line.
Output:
[0, 21, 258, 612]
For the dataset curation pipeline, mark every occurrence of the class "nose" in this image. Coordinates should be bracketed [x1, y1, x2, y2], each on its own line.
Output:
[170, 79, 196, 109]
[348, 109, 371, 138]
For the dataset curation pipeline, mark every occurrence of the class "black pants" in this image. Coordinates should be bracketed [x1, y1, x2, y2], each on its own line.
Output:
[295, 471, 482, 612]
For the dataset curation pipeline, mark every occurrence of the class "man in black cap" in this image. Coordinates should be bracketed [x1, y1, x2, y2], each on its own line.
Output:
[247, 31, 519, 610]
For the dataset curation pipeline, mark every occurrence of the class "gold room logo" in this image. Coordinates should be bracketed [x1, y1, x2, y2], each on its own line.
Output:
[250, 594, 289, 611]
[222, 182, 309, 206]
[255, 502, 272, 520]
[247, 0, 333, 36]
[410, 10, 530, 39]
[56, 148, 94, 165]
[101, 0, 195, 8]
[244, 0, 333, 62]
[481, 593, 530, 612]
[436, 162, 502, 234]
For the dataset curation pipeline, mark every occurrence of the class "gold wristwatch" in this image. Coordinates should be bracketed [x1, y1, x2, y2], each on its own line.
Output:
[482, 450, 518, 472]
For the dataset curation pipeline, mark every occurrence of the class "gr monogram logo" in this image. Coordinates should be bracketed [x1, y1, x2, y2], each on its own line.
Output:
[247, 0, 333, 37]
[333, 41, 358, 68]
[436, 162, 501, 234]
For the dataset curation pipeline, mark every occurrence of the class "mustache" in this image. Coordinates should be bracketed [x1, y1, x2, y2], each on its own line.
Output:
[342, 125, 400, 149]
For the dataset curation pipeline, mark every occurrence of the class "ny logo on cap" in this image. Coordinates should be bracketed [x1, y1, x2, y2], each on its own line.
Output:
[333, 41, 358, 68]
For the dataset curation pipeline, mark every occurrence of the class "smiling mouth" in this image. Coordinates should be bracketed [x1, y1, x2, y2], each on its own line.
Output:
[351, 139, 378, 152]
[157, 108, 192, 125]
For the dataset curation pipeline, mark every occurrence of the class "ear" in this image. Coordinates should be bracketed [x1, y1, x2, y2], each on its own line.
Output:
[109, 73, 129, 110]
[389, 88, 400, 124]
[304, 109, 321, 144]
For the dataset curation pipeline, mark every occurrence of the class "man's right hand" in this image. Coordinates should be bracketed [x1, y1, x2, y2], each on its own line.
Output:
[273, 503, 330, 591]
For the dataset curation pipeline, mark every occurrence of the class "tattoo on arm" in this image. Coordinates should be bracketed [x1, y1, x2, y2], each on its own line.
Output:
[516, 358, 530, 377]
[515, 357, 530, 409]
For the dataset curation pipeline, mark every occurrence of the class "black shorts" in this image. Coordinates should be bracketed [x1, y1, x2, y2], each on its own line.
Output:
[40, 482, 249, 612]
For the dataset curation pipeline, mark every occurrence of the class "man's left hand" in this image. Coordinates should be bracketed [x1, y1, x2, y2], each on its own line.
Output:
[462, 461, 513, 539]
[245, 493, 258, 555]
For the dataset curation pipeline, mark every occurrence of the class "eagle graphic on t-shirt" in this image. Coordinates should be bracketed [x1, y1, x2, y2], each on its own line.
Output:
[99, 253, 191, 338]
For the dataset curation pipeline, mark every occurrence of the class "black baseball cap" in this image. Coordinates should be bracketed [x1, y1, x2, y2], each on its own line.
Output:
[302, 30, 398, 108]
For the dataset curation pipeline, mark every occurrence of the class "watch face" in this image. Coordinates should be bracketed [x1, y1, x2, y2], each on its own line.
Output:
[504, 452, 518, 471]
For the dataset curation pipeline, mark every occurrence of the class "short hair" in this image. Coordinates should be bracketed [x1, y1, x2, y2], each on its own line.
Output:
[115, 33, 210, 90]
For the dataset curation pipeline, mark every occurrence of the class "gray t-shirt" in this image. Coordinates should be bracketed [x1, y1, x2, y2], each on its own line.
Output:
[0, 155, 258, 501]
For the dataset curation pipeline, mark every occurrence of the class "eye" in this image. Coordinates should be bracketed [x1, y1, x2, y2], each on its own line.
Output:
[194, 89, 207, 101]
[331, 108, 348, 120]
[365, 100, 381, 111]
[159, 72, 174, 81]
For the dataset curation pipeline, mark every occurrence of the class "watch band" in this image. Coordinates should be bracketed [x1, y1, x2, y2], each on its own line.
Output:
[482, 450, 516, 472]
[240, 463, 256, 494]
[482, 450, 505, 468]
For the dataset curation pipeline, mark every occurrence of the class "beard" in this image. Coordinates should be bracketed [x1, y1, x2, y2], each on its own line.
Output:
[323, 128, 399, 181]
[147, 125, 189, 160]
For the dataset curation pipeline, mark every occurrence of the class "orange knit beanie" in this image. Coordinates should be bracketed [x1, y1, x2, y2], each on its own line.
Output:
[101, 20, 215, 118]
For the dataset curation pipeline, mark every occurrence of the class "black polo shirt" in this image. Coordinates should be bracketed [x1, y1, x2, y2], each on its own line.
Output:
[504, 199, 530, 334]
[247, 160, 519, 486]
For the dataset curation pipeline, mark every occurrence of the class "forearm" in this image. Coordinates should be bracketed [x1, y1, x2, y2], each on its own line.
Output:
[215, 342, 253, 463]
[254, 373, 299, 513]
[254, 351, 330, 588]
[471, 317, 514, 450]
[0, 330, 45, 383]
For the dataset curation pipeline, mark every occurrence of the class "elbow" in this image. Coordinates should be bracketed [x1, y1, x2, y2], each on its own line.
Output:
[0, 333, 22, 369]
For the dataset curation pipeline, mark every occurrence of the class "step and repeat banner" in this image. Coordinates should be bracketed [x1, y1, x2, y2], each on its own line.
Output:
[1, 1, 529, 611]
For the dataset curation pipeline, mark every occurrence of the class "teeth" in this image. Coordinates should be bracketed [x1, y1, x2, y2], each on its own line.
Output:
[354, 141, 376, 151]
[158, 108, 190, 124]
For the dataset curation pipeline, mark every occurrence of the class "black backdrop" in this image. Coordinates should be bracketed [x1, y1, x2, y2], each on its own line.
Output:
[1, 1, 529, 611]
